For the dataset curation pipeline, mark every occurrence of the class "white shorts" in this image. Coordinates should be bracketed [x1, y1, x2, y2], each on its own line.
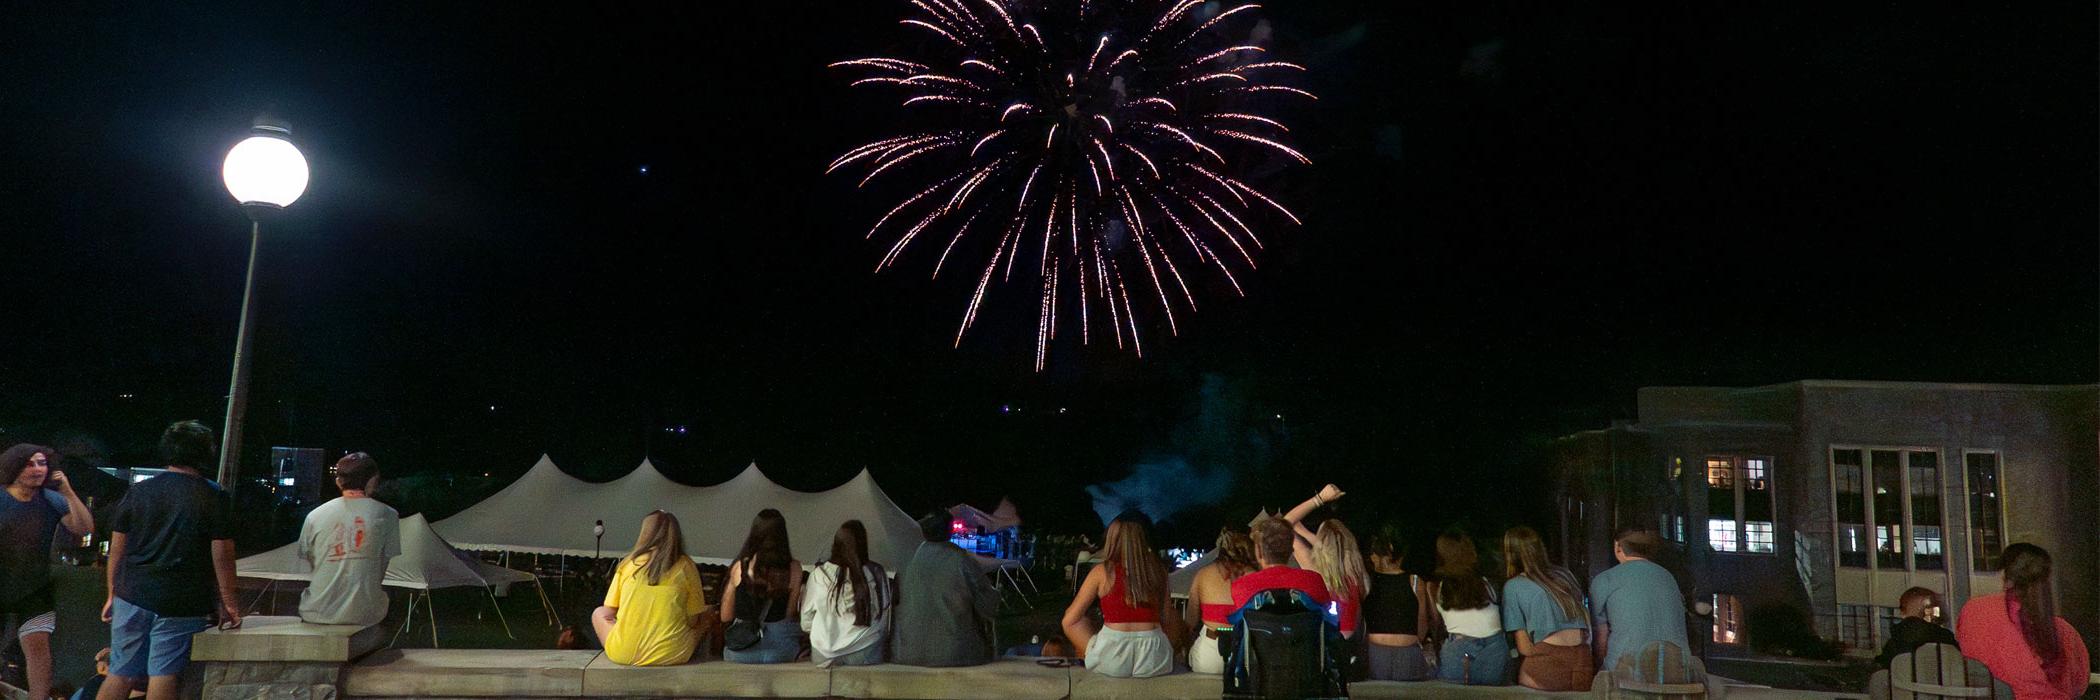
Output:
[1189, 629, 1229, 674]
[1085, 626, 1172, 678]
[5, 611, 56, 640]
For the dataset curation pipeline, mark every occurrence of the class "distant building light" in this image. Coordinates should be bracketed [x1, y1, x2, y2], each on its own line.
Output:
[118, 393, 137, 399]
[279, 477, 296, 487]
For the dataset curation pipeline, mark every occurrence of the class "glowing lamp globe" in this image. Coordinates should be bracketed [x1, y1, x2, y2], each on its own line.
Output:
[221, 131, 308, 211]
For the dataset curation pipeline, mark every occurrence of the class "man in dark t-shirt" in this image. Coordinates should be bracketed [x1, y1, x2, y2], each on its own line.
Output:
[98, 421, 241, 700]
[1877, 587, 1957, 668]
[1, 443, 95, 700]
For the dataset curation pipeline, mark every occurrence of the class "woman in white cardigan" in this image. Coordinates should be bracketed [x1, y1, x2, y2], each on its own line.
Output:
[801, 520, 893, 667]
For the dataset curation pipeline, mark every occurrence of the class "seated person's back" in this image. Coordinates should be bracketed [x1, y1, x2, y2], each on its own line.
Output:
[298, 453, 400, 626]
[893, 512, 998, 667]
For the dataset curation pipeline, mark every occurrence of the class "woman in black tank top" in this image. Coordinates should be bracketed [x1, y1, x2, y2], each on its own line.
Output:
[1361, 526, 1432, 681]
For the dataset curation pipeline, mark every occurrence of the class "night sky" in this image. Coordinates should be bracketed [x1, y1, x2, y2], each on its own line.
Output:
[3, 3, 2094, 541]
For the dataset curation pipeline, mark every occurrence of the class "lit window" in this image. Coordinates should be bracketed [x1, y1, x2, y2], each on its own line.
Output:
[1708, 456, 1776, 554]
[1744, 458, 1769, 490]
[1909, 453, 1943, 570]
[1707, 459, 1734, 488]
[1713, 594, 1743, 644]
[1708, 519, 1739, 552]
[1745, 521, 1775, 553]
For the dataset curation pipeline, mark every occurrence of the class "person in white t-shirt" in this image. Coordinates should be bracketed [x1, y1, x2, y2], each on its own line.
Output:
[297, 452, 400, 626]
[800, 520, 892, 667]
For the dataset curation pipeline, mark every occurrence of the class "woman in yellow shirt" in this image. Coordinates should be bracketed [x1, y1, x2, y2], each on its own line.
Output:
[592, 511, 709, 666]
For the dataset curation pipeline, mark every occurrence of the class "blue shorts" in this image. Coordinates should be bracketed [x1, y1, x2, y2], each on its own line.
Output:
[108, 598, 212, 678]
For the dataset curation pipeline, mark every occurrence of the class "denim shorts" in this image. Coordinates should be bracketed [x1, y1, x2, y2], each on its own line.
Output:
[108, 598, 213, 678]
[724, 620, 805, 664]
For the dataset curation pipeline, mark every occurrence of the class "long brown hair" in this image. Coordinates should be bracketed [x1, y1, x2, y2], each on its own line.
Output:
[1434, 531, 1492, 610]
[1211, 527, 1258, 580]
[1503, 526, 1582, 619]
[826, 520, 883, 627]
[1312, 520, 1370, 599]
[735, 508, 793, 596]
[2002, 543, 2065, 684]
[1101, 514, 1167, 610]
[623, 510, 689, 586]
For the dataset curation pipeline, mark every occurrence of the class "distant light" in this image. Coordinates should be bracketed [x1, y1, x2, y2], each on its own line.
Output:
[118, 393, 136, 399]
[639, 165, 651, 175]
[1058, 407, 1067, 414]
[222, 133, 309, 208]
[132, 475, 150, 483]
[279, 477, 296, 487]
[1275, 414, 1283, 420]
[1001, 404, 1011, 414]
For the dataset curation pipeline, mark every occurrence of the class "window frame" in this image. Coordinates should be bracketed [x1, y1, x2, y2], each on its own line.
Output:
[1961, 449, 2009, 573]
[1712, 593, 1744, 645]
[1706, 454, 1778, 555]
[1827, 444, 1946, 573]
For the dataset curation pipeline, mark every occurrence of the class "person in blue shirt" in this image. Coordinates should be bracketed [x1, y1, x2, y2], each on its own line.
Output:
[1, 443, 95, 700]
[1588, 528, 1689, 671]
[1500, 526, 1591, 691]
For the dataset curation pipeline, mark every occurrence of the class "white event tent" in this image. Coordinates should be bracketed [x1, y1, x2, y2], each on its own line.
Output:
[430, 456, 926, 571]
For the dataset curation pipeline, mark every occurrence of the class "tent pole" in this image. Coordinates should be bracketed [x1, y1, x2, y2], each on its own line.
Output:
[427, 592, 439, 648]
[487, 587, 515, 640]
[535, 578, 560, 627]
[390, 592, 418, 648]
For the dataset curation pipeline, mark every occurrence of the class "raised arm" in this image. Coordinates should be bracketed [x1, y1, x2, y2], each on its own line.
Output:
[49, 471, 92, 536]
[1284, 484, 1344, 567]
[718, 563, 742, 623]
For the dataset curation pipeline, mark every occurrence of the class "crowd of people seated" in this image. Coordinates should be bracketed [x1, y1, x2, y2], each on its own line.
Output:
[5, 427, 2093, 697]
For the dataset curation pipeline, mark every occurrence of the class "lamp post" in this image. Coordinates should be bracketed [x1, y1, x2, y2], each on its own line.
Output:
[216, 119, 309, 497]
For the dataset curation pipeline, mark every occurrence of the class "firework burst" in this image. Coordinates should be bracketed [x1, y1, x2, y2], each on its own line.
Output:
[831, 0, 1313, 370]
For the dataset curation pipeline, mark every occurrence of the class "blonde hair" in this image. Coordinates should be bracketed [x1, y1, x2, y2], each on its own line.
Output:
[1311, 520, 1370, 598]
[1101, 517, 1167, 610]
[623, 510, 689, 586]
[1211, 527, 1258, 580]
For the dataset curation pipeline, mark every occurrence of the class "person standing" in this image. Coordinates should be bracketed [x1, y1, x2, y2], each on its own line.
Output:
[594, 511, 708, 666]
[1425, 531, 1507, 685]
[801, 520, 893, 667]
[1183, 527, 1257, 674]
[1588, 528, 1689, 672]
[1501, 526, 1592, 691]
[1956, 543, 2090, 700]
[296, 452, 400, 626]
[1, 444, 95, 700]
[99, 421, 242, 700]
[1875, 586, 1955, 668]
[894, 511, 1000, 667]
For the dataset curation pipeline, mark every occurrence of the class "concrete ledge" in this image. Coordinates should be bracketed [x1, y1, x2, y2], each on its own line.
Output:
[1347, 681, 1588, 698]
[190, 615, 386, 662]
[831, 659, 1070, 699]
[346, 649, 601, 697]
[582, 656, 830, 698]
[1070, 669, 1214, 699]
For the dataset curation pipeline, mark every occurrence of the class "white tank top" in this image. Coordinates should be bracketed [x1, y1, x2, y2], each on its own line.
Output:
[1434, 577, 1503, 638]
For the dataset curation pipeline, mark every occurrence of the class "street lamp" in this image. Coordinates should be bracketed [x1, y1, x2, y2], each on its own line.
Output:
[216, 119, 309, 497]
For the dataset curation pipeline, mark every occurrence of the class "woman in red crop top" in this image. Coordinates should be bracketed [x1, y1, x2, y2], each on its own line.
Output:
[1061, 511, 1178, 678]
[1183, 527, 1259, 674]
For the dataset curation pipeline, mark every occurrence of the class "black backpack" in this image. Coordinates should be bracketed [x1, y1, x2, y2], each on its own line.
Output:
[1222, 588, 1349, 699]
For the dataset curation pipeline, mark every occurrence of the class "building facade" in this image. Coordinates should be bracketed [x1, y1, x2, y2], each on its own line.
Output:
[1551, 380, 2097, 657]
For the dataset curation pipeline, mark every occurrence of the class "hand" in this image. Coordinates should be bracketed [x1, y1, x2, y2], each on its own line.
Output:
[217, 597, 244, 630]
[1317, 484, 1345, 503]
[102, 597, 115, 622]
[47, 470, 73, 494]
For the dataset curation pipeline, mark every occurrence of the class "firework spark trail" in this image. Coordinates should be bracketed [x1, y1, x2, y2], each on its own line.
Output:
[832, 0, 1310, 367]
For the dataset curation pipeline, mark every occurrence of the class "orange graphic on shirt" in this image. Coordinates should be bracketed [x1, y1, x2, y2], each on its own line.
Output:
[323, 516, 372, 563]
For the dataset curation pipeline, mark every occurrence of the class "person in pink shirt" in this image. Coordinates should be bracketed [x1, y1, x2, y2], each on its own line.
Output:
[1955, 543, 2090, 700]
